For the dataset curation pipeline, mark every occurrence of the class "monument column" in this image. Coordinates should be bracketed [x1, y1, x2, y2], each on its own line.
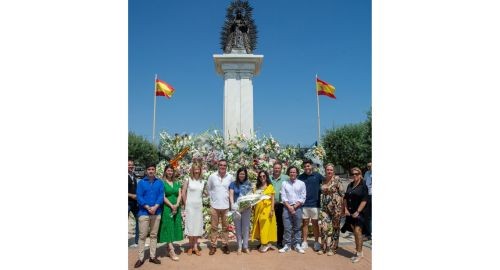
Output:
[215, 0, 262, 141]
[214, 53, 263, 141]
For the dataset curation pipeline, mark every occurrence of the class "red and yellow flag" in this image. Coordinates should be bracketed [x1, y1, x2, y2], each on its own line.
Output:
[155, 79, 175, 99]
[316, 77, 336, 99]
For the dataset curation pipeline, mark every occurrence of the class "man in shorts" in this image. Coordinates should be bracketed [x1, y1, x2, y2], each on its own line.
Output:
[298, 159, 324, 251]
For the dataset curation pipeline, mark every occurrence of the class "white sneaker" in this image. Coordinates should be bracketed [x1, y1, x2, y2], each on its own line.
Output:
[129, 244, 138, 248]
[351, 256, 362, 263]
[279, 245, 290, 253]
[301, 241, 308, 249]
[351, 252, 363, 263]
[313, 242, 321, 251]
[294, 244, 305, 254]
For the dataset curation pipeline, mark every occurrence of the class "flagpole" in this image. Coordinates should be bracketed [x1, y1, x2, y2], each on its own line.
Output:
[153, 74, 158, 144]
[316, 74, 321, 146]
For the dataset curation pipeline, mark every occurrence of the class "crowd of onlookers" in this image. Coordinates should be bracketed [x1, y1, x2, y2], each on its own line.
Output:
[128, 158, 372, 268]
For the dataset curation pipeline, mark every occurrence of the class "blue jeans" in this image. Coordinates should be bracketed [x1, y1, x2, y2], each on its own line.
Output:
[129, 205, 139, 244]
[282, 206, 303, 247]
[233, 208, 251, 249]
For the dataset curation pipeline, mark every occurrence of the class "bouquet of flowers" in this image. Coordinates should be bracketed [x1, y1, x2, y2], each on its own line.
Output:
[227, 193, 270, 217]
[156, 129, 314, 237]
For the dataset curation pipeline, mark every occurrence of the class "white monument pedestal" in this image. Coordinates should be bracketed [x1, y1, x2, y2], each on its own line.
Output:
[213, 53, 263, 141]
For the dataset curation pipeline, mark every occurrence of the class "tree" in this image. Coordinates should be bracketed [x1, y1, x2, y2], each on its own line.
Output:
[364, 108, 372, 150]
[128, 132, 159, 166]
[322, 109, 372, 173]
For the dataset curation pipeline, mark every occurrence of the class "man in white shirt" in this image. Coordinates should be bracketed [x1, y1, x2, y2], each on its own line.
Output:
[207, 159, 234, 255]
[279, 166, 307, 254]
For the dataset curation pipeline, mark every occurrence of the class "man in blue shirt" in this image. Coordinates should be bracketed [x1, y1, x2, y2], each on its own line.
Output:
[134, 163, 165, 268]
[298, 159, 324, 252]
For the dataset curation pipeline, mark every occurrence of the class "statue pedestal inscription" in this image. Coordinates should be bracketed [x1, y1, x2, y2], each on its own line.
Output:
[213, 53, 263, 141]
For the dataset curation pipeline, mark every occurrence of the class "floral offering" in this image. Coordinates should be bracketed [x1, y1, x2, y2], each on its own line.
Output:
[155, 129, 325, 238]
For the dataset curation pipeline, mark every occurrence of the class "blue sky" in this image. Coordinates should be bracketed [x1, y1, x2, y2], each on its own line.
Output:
[129, 0, 371, 146]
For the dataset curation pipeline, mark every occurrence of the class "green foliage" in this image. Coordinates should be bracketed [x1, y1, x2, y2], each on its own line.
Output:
[128, 132, 159, 167]
[322, 109, 372, 172]
[364, 108, 372, 147]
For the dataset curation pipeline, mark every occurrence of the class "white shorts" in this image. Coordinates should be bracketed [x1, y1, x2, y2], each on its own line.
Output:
[302, 207, 319, 220]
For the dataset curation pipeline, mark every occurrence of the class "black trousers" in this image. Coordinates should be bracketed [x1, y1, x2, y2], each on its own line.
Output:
[365, 195, 372, 236]
[274, 202, 284, 247]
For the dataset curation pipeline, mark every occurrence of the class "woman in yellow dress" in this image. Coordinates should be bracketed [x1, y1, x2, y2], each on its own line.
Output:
[251, 170, 277, 252]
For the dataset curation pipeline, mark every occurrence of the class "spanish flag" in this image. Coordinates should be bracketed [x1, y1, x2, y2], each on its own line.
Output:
[316, 77, 336, 99]
[155, 79, 175, 99]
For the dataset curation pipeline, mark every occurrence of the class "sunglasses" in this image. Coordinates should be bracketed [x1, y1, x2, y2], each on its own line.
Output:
[352, 173, 361, 176]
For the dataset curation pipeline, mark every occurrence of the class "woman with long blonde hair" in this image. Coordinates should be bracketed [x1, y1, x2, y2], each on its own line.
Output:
[181, 162, 206, 256]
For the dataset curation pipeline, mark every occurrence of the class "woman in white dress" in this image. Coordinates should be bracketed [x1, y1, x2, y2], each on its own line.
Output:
[181, 163, 206, 256]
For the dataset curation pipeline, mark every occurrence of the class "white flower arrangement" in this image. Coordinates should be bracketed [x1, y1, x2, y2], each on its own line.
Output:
[227, 194, 271, 217]
[155, 129, 324, 238]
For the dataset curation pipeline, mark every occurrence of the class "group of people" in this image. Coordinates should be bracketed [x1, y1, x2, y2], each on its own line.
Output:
[128, 158, 372, 268]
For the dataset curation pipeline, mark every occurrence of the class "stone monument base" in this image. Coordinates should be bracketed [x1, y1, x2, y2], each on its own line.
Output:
[213, 53, 263, 141]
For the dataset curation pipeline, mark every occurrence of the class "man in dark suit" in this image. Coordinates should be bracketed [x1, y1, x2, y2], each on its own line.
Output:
[128, 159, 139, 247]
